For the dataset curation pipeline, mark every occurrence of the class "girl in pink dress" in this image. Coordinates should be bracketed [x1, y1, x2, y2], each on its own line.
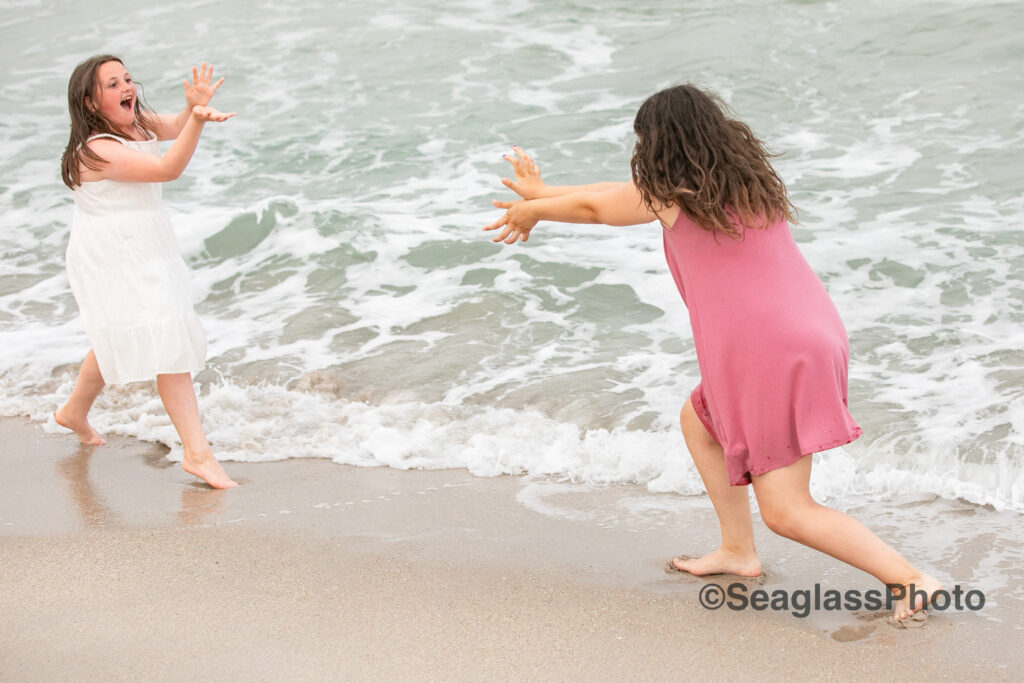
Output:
[483, 84, 939, 620]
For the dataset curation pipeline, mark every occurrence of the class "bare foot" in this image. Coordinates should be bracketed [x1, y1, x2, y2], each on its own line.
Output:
[182, 448, 238, 489]
[671, 547, 762, 577]
[54, 408, 105, 446]
[891, 573, 943, 620]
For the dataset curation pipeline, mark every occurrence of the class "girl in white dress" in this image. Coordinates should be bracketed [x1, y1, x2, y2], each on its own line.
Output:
[56, 54, 237, 489]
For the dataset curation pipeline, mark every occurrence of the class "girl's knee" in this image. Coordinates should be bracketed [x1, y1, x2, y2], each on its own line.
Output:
[680, 400, 720, 456]
[758, 503, 796, 539]
[679, 399, 705, 438]
[758, 498, 816, 540]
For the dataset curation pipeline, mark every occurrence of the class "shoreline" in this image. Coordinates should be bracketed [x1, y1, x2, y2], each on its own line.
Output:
[2, 416, 1021, 680]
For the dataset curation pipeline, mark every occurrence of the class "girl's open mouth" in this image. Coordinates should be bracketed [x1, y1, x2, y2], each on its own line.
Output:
[120, 94, 133, 111]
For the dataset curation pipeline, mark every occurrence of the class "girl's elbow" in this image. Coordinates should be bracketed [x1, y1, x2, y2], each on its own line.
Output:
[589, 207, 618, 225]
[581, 201, 602, 224]
[156, 166, 183, 182]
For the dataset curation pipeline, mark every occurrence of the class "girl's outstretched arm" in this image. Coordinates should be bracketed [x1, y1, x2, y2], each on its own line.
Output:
[154, 63, 225, 140]
[483, 180, 656, 244]
[84, 105, 235, 183]
[501, 147, 623, 199]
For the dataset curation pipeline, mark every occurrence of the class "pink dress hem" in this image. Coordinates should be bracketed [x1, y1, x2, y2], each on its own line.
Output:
[665, 211, 862, 487]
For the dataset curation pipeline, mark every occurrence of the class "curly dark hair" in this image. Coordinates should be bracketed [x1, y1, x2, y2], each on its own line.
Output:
[630, 84, 795, 237]
[60, 55, 159, 188]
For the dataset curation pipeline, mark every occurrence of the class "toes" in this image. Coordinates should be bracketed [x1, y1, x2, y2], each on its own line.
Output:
[889, 610, 927, 628]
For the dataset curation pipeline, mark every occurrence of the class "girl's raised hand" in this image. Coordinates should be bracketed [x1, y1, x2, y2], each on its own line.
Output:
[183, 62, 225, 108]
[483, 199, 538, 244]
[501, 147, 546, 200]
[191, 105, 236, 122]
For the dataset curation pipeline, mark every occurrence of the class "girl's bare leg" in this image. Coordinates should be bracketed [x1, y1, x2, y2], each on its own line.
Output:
[156, 373, 237, 489]
[751, 456, 941, 618]
[672, 399, 762, 577]
[55, 350, 106, 446]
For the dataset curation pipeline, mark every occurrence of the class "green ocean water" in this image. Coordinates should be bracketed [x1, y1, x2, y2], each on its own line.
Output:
[0, 0, 1021, 508]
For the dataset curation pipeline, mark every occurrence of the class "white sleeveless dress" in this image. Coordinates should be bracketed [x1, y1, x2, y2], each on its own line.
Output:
[66, 133, 206, 384]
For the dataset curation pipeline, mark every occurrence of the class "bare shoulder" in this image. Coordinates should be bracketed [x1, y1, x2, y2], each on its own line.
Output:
[655, 205, 682, 229]
[84, 137, 125, 153]
[630, 182, 680, 228]
[78, 137, 127, 181]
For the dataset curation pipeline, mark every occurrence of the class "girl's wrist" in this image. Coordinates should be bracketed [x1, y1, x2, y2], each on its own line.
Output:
[523, 199, 541, 221]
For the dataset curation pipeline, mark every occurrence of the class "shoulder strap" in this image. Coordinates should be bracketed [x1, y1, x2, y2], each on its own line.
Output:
[85, 133, 127, 144]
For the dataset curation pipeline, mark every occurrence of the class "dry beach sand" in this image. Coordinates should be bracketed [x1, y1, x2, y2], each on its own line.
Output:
[1, 416, 1021, 681]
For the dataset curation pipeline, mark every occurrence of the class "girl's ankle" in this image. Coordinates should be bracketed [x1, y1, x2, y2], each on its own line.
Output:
[720, 544, 758, 557]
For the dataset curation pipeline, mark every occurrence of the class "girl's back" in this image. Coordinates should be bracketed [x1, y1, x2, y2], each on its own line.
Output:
[662, 212, 845, 345]
[663, 210, 860, 486]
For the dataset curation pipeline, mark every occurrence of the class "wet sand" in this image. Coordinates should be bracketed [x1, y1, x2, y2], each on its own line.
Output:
[1, 417, 1021, 680]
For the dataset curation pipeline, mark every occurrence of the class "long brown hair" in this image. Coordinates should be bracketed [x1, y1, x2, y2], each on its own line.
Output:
[630, 84, 795, 237]
[60, 55, 158, 188]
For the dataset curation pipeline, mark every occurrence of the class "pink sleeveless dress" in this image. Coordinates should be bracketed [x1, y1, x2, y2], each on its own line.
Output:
[662, 212, 862, 486]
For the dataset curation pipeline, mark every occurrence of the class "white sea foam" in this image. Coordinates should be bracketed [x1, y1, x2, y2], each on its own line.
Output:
[1, 0, 1021, 513]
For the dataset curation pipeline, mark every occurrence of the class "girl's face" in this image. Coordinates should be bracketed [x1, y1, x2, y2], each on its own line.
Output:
[86, 60, 137, 133]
